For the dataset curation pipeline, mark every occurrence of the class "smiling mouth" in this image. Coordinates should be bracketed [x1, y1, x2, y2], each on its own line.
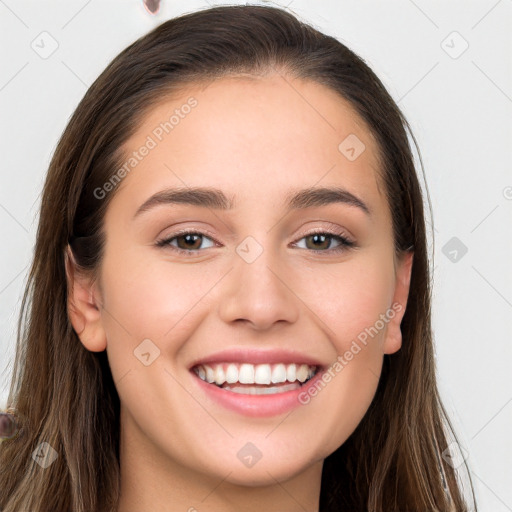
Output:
[192, 362, 319, 395]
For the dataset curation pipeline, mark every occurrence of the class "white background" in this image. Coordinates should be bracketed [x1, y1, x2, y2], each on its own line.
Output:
[1, 1, 511, 510]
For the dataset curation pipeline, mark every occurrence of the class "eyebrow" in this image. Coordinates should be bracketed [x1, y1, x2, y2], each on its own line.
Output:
[133, 185, 371, 219]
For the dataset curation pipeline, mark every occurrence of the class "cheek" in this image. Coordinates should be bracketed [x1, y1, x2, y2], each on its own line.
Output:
[293, 259, 393, 454]
[100, 244, 395, 349]
[301, 253, 395, 350]
[100, 248, 211, 338]
[96, 248, 211, 386]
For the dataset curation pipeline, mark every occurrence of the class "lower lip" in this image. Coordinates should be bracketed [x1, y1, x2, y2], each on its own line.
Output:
[191, 369, 325, 417]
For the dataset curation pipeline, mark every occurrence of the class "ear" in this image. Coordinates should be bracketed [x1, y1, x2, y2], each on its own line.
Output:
[383, 250, 414, 355]
[64, 245, 107, 352]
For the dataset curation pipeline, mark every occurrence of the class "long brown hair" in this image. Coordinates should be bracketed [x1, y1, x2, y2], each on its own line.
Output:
[0, 5, 477, 511]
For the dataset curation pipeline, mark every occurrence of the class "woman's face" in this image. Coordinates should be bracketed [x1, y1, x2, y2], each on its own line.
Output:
[70, 74, 413, 486]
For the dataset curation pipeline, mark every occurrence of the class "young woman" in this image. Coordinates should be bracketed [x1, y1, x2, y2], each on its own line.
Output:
[0, 5, 477, 511]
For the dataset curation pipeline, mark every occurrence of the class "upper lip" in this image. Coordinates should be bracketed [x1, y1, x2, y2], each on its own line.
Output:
[188, 348, 327, 370]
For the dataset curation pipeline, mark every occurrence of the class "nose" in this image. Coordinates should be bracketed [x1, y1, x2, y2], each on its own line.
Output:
[217, 239, 300, 331]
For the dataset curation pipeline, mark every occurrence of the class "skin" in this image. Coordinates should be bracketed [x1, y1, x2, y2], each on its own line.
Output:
[66, 73, 413, 512]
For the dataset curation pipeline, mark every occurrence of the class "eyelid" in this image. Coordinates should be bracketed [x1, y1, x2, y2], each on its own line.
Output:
[293, 224, 355, 245]
[157, 225, 220, 242]
[156, 224, 356, 256]
[155, 228, 221, 251]
[156, 225, 353, 245]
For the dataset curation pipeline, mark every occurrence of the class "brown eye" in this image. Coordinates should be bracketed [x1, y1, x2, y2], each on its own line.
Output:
[156, 231, 216, 254]
[304, 233, 331, 250]
[175, 233, 203, 250]
[293, 231, 355, 254]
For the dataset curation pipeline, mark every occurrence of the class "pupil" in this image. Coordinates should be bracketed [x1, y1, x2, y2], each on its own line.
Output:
[310, 234, 328, 250]
[181, 234, 200, 249]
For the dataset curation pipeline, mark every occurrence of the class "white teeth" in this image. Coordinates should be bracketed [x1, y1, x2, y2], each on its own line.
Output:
[214, 365, 226, 385]
[195, 362, 318, 387]
[271, 363, 287, 384]
[254, 364, 272, 384]
[225, 363, 238, 384]
[239, 364, 255, 384]
[205, 365, 215, 384]
[296, 364, 310, 383]
[286, 364, 296, 382]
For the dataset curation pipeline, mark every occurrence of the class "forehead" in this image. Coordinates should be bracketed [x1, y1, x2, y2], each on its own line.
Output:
[110, 74, 386, 218]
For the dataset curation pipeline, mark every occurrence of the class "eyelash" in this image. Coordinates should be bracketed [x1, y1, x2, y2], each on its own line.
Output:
[155, 228, 356, 256]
